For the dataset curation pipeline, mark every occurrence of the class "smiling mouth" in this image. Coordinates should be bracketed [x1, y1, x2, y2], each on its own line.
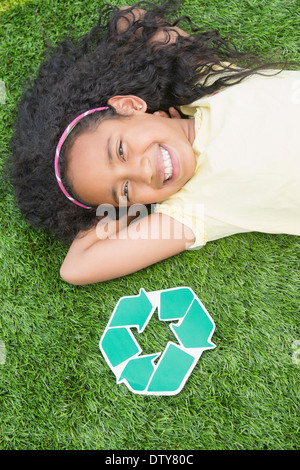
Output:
[160, 146, 173, 183]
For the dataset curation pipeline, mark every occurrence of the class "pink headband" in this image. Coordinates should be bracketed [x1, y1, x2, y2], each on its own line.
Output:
[54, 106, 109, 209]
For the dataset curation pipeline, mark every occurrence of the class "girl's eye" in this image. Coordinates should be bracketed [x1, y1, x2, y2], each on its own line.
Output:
[123, 182, 129, 199]
[119, 141, 125, 160]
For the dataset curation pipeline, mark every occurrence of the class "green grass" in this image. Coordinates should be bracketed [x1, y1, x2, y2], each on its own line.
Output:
[0, 0, 299, 450]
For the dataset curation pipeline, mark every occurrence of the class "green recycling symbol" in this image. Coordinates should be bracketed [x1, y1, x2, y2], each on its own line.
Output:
[99, 287, 216, 396]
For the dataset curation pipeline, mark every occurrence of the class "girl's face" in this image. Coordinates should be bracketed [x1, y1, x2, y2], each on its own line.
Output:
[67, 97, 196, 207]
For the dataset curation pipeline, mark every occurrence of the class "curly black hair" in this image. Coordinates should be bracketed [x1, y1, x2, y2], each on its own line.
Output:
[9, 1, 281, 242]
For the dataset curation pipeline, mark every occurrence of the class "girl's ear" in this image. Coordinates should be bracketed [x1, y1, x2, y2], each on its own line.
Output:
[107, 95, 147, 113]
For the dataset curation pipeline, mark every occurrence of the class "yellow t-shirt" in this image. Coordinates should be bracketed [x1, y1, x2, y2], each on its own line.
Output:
[154, 70, 300, 248]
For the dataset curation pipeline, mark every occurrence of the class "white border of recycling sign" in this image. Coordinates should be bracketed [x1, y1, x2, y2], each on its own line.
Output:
[99, 287, 216, 396]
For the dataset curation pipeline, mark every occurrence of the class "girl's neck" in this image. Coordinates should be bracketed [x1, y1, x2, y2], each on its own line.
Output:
[183, 118, 195, 146]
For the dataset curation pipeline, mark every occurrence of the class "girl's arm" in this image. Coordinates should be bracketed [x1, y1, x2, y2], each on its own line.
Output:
[60, 213, 195, 285]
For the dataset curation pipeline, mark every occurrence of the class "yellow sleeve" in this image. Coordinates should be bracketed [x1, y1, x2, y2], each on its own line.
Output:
[153, 202, 207, 249]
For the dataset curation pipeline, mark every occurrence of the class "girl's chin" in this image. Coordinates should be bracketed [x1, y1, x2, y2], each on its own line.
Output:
[159, 182, 182, 200]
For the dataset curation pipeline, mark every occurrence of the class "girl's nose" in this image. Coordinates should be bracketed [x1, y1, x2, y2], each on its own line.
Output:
[127, 155, 152, 184]
[139, 155, 152, 184]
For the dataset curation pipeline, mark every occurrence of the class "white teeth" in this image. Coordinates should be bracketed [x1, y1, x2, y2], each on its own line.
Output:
[161, 146, 173, 182]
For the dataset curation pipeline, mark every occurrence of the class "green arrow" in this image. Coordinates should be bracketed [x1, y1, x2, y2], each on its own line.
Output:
[171, 299, 215, 349]
[147, 343, 195, 393]
[119, 354, 159, 392]
[159, 287, 194, 321]
[101, 327, 139, 367]
[109, 289, 153, 332]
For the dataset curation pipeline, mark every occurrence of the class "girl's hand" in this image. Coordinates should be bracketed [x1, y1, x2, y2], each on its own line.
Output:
[153, 107, 182, 119]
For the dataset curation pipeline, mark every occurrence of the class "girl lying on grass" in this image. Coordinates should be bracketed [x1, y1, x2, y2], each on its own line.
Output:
[9, 2, 300, 284]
